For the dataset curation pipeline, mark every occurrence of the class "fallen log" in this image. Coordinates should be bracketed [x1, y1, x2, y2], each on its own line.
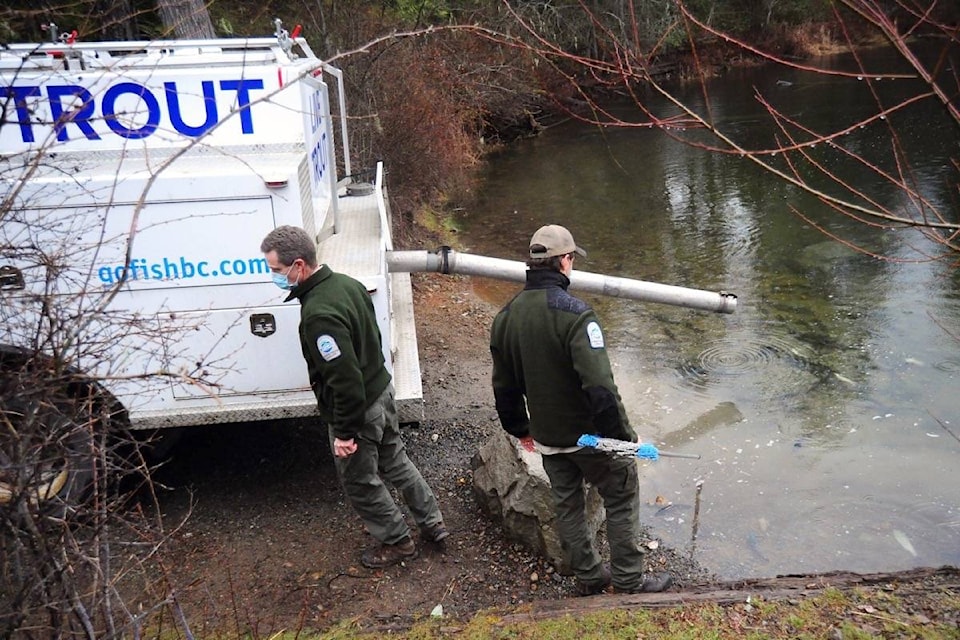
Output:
[494, 566, 960, 625]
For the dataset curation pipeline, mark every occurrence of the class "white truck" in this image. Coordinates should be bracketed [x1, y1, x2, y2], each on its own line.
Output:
[0, 24, 423, 503]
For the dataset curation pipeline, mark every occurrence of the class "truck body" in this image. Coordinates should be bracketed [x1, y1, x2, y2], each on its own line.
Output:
[0, 33, 424, 430]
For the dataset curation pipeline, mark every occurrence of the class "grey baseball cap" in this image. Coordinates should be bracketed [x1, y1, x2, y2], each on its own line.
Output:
[529, 224, 587, 259]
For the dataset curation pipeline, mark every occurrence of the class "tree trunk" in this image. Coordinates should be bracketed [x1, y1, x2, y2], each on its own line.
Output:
[94, 0, 138, 40]
[156, 0, 216, 39]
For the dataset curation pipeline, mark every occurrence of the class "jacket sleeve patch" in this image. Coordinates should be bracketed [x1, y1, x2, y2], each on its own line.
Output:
[586, 321, 605, 349]
[316, 334, 342, 361]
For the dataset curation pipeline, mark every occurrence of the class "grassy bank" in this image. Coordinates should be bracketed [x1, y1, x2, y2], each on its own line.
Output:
[313, 579, 960, 639]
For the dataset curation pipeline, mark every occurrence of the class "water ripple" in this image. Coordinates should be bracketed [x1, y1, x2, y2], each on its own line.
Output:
[682, 334, 822, 378]
[697, 339, 778, 375]
[933, 359, 960, 373]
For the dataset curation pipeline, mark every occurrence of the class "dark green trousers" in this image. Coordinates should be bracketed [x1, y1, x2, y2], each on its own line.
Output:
[330, 384, 443, 545]
[542, 448, 646, 591]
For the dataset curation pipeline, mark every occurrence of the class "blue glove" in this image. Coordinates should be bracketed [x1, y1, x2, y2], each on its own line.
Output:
[637, 443, 660, 460]
[577, 434, 600, 448]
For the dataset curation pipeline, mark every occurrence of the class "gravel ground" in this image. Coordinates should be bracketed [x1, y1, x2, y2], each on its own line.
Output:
[151, 273, 711, 634]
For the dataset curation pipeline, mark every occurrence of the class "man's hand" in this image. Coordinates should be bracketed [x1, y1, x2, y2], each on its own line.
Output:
[333, 437, 358, 458]
[519, 435, 536, 452]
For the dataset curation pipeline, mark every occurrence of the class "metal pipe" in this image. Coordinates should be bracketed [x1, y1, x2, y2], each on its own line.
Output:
[659, 451, 702, 460]
[387, 247, 737, 314]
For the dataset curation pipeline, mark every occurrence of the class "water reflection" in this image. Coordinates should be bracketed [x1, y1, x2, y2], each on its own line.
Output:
[458, 48, 960, 578]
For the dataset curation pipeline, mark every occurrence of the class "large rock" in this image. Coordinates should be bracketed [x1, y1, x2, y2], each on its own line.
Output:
[470, 430, 605, 573]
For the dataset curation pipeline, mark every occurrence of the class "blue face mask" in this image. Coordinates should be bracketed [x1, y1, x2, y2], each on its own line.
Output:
[272, 264, 297, 290]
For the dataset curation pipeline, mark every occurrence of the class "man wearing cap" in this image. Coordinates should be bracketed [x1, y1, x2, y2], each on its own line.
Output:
[489, 224, 673, 595]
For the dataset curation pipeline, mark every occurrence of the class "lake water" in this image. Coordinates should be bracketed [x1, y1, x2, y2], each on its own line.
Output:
[454, 48, 960, 578]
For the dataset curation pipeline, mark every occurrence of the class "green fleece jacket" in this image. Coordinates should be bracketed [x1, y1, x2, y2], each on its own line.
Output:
[287, 265, 391, 440]
[490, 268, 636, 447]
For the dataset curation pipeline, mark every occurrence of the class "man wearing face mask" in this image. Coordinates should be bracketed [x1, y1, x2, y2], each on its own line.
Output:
[260, 225, 447, 568]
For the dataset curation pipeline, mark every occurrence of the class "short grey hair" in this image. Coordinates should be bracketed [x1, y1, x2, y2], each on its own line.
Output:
[260, 225, 317, 267]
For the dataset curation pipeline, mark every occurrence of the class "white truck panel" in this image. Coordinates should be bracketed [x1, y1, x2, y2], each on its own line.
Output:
[1, 49, 319, 153]
[0, 36, 425, 429]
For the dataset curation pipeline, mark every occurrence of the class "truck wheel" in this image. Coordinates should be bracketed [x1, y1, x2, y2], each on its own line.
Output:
[0, 395, 96, 515]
